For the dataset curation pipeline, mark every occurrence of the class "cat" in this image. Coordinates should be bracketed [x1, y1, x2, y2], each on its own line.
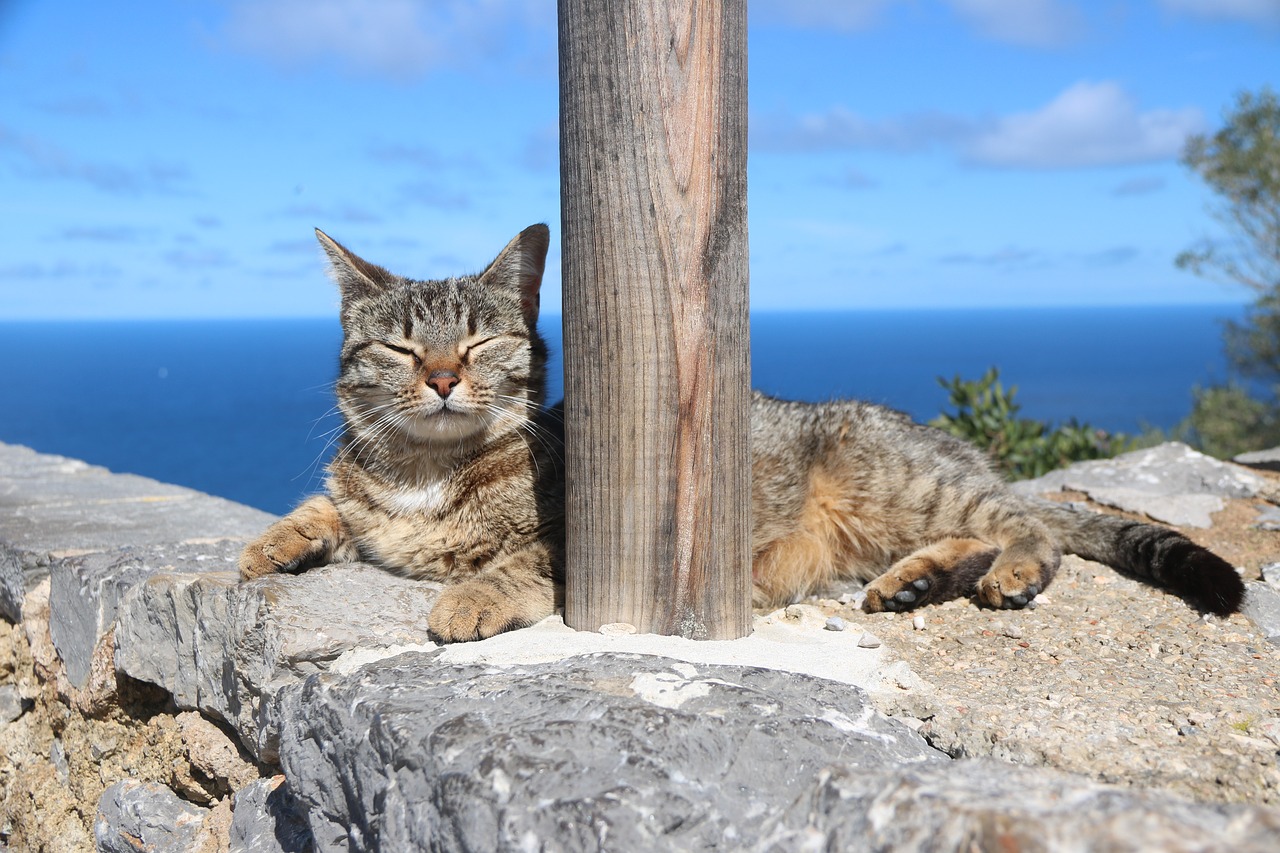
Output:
[239, 223, 1245, 642]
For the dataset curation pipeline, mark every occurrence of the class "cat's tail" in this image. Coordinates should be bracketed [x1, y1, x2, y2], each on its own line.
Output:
[1027, 498, 1244, 616]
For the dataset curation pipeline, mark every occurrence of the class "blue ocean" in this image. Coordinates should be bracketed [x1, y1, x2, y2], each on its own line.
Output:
[0, 306, 1244, 516]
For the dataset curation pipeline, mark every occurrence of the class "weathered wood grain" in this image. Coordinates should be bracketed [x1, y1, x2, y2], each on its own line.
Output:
[559, 0, 750, 638]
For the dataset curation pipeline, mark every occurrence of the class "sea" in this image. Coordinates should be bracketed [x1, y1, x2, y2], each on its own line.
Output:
[0, 305, 1245, 516]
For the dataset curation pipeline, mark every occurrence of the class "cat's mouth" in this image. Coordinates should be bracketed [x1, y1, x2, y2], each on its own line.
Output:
[402, 400, 484, 442]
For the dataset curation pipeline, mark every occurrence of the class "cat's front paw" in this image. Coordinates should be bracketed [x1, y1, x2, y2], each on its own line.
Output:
[238, 531, 319, 580]
[429, 579, 528, 642]
[238, 496, 345, 581]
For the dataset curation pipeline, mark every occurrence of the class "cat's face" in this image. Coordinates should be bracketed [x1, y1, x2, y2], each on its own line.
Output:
[320, 225, 550, 448]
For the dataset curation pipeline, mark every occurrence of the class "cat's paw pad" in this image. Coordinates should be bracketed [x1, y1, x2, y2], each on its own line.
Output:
[428, 580, 523, 643]
[862, 576, 931, 613]
[976, 564, 1043, 609]
[238, 527, 326, 581]
[239, 539, 303, 581]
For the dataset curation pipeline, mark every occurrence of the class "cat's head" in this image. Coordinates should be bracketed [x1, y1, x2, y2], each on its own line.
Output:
[318, 224, 550, 449]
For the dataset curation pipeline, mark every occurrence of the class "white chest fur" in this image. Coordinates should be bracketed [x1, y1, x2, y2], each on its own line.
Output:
[383, 481, 448, 516]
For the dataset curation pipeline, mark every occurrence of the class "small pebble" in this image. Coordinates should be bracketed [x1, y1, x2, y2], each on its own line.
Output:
[0, 685, 26, 725]
[1002, 624, 1023, 640]
[824, 616, 846, 632]
[912, 615, 925, 631]
[857, 631, 882, 649]
[1255, 717, 1280, 747]
[838, 592, 858, 605]
[50, 739, 68, 784]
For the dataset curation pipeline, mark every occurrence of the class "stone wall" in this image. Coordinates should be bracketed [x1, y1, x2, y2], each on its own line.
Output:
[2, 441, 1280, 852]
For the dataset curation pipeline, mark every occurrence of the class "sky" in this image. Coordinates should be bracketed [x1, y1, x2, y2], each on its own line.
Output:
[0, 0, 1277, 319]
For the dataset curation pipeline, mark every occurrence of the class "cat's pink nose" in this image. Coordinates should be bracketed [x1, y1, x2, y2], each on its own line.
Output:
[427, 370, 460, 398]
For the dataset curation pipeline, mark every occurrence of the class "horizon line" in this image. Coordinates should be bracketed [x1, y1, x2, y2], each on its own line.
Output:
[0, 300, 1252, 323]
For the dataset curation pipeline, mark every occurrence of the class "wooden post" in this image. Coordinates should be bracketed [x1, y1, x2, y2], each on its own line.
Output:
[558, 0, 751, 639]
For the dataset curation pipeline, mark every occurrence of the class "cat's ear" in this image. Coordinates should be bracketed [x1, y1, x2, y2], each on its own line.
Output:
[479, 223, 549, 325]
[315, 229, 394, 307]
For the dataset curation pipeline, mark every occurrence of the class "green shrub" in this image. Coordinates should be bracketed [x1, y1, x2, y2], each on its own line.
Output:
[1182, 382, 1280, 459]
[929, 367, 1127, 480]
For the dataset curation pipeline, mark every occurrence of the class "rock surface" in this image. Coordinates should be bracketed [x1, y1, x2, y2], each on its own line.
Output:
[276, 652, 943, 852]
[1236, 446, 1280, 472]
[1243, 581, 1280, 644]
[763, 760, 1280, 852]
[230, 776, 313, 853]
[114, 563, 441, 762]
[0, 443, 273, 621]
[1012, 441, 1278, 527]
[3, 440, 1280, 852]
[49, 540, 244, 689]
[94, 779, 208, 853]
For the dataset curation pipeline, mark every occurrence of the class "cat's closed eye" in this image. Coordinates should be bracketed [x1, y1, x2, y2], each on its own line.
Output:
[459, 335, 505, 360]
[381, 342, 421, 362]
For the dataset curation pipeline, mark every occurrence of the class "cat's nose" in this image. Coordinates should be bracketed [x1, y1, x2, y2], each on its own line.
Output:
[427, 369, 460, 398]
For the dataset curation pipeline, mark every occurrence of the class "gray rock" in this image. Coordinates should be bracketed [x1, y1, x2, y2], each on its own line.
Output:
[0, 442, 275, 622]
[762, 759, 1280, 852]
[1234, 446, 1280, 472]
[1242, 581, 1280, 645]
[50, 737, 68, 783]
[1263, 562, 1280, 588]
[276, 651, 943, 852]
[94, 779, 207, 853]
[856, 631, 881, 648]
[1011, 442, 1276, 527]
[1078, 488, 1225, 528]
[115, 563, 441, 761]
[1252, 506, 1280, 531]
[49, 540, 243, 688]
[231, 776, 313, 853]
[0, 684, 25, 725]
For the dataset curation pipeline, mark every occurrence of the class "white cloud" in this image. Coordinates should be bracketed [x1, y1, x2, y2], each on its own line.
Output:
[966, 81, 1205, 169]
[939, 246, 1045, 268]
[0, 124, 190, 194]
[1158, 0, 1280, 25]
[755, 0, 1087, 44]
[943, 0, 1085, 47]
[754, 81, 1204, 170]
[752, 107, 972, 152]
[751, 0, 900, 31]
[220, 0, 553, 79]
[1111, 176, 1167, 196]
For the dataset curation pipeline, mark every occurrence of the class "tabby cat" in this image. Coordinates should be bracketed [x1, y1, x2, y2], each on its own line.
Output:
[239, 224, 1245, 641]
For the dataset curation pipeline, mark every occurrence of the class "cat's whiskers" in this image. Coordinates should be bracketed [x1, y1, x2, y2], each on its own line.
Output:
[331, 404, 410, 471]
[295, 401, 401, 484]
[305, 401, 344, 440]
[488, 395, 565, 469]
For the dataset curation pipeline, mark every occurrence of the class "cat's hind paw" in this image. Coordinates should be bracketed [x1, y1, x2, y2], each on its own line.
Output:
[976, 575, 1042, 609]
[861, 538, 998, 614]
[863, 576, 932, 613]
[975, 549, 1056, 610]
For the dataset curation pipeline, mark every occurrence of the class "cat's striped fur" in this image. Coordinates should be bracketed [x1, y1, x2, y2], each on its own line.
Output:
[239, 225, 1244, 641]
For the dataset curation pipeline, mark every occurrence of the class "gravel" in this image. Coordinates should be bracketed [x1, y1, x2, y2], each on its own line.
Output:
[817, 552, 1280, 805]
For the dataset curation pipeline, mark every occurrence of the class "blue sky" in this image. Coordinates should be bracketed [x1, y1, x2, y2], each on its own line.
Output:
[0, 0, 1276, 319]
